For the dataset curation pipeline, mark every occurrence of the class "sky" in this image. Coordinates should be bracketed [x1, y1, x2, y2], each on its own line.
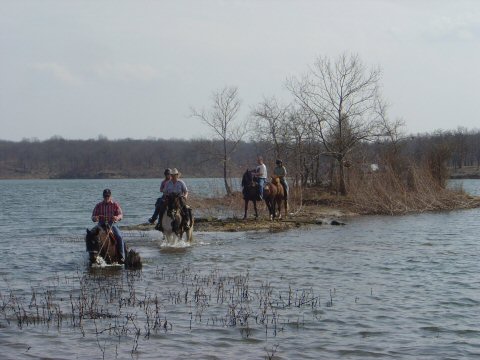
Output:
[1, 0, 479, 141]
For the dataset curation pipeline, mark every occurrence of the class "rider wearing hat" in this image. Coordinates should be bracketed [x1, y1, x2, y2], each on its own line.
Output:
[156, 168, 193, 231]
[92, 189, 126, 263]
[273, 159, 289, 199]
[148, 168, 172, 224]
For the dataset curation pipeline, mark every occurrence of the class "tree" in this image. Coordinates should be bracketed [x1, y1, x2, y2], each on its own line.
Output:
[251, 97, 289, 159]
[286, 53, 384, 195]
[191, 86, 245, 195]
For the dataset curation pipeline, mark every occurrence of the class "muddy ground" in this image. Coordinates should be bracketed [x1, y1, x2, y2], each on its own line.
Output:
[122, 198, 357, 233]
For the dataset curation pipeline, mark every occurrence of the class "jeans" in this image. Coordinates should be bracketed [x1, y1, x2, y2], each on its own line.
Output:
[280, 178, 289, 197]
[151, 196, 164, 221]
[257, 178, 266, 198]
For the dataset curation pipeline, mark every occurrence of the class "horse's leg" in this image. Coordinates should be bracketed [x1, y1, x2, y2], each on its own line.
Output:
[265, 199, 273, 221]
[187, 219, 194, 242]
[253, 200, 258, 219]
[243, 200, 248, 220]
[277, 198, 282, 220]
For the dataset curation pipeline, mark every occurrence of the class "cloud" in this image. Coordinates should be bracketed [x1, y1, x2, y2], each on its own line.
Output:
[425, 14, 480, 42]
[92, 62, 161, 82]
[30, 62, 80, 85]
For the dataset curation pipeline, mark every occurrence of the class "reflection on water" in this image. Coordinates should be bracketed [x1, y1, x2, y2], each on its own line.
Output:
[0, 179, 479, 359]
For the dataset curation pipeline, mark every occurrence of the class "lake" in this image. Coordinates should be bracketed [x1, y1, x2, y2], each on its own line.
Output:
[0, 178, 479, 359]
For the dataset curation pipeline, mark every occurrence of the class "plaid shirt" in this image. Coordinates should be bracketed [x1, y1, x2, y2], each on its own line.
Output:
[92, 200, 123, 223]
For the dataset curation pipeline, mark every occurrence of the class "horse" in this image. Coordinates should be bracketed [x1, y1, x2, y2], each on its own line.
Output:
[263, 176, 287, 220]
[241, 169, 259, 220]
[85, 225, 142, 269]
[160, 193, 194, 243]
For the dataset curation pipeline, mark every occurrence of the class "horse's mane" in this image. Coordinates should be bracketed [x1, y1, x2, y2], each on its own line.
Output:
[242, 169, 255, 187]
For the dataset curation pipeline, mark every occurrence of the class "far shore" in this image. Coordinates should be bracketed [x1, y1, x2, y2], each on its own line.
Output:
[1, 166, 479, 180]
[450, 166, 480, 179]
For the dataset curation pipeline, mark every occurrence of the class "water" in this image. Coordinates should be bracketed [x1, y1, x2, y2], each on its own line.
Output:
[0, 179, 479, 359]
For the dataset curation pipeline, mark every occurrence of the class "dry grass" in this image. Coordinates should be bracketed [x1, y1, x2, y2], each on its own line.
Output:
[187, 166, 480, 220]
[345, 165, 480, 215]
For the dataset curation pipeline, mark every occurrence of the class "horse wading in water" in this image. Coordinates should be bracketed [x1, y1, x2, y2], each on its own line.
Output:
[241, 169, 260, 220]
[161, 193, 194, 243]
[264, 176, 287, 220]
[85, 224, 142, 269]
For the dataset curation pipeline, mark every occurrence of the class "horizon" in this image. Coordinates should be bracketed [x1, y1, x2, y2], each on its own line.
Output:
[2, 123, 480, 144]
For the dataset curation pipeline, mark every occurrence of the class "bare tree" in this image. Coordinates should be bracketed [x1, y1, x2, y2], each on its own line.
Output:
[287, 53, 384, 195]
[251, 97, 289, 159]
[191, 86, 245, 195]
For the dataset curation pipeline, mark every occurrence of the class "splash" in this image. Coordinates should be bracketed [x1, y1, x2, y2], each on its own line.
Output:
[91, 255, 123, 268]
[159, 238, 192, 250]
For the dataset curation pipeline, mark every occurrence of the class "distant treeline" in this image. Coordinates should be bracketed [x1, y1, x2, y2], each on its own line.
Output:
[0, 137, 268, 179]
[0, 128, 479, 181]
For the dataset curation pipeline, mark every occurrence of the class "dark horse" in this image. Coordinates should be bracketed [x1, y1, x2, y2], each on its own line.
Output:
[264, 176, 287, 220]
[241, 169, 259, 220]
[85, 225, 142, 269]
[161, 193, 194, 243]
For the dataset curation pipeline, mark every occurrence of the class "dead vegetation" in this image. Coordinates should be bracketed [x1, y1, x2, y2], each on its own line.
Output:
[345, 164, 480, 215]
[0, 266, 328, 357]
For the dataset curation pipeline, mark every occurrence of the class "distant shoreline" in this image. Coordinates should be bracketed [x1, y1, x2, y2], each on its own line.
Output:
[449, 166, 480, 179]
[1, 170, 480, 181]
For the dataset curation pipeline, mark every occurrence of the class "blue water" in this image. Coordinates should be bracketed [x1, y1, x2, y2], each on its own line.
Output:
[0, 179, 479, 359]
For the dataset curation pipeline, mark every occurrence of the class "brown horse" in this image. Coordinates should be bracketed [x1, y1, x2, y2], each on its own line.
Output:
[85, 225, 142, 269]
[263, 176, 287, 220]
[241, 169, 259, 220]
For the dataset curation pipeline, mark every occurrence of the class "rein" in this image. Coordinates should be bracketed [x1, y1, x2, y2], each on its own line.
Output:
[96, 223, 115, 262]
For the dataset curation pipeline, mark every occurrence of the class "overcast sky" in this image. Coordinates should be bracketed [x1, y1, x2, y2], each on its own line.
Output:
[1, 0, 479, 141]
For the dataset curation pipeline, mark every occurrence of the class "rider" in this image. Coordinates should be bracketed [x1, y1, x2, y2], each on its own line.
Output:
[148, 168, 171, 224]
[253, 156, 267, 200]
[273, 159, 289, 199]
[91, 189, 125, 263]
[157, 168, 192, 231]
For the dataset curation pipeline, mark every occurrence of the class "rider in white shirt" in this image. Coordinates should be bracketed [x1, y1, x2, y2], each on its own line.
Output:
[253, 156, 267, 200]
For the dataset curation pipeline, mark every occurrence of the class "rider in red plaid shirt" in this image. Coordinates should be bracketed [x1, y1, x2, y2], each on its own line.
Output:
[92, 189, 125, 262]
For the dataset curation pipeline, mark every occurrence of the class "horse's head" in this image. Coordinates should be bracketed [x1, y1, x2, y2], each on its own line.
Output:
[242, 169, 255, 187]
[85, 227, 101, 262]
[165, 193, 182, 217]
[271, 176, 281, 185]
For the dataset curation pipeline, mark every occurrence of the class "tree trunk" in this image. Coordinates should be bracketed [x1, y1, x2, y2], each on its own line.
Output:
[223, 140, 232, 196]
[338, 159, 347, 195]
